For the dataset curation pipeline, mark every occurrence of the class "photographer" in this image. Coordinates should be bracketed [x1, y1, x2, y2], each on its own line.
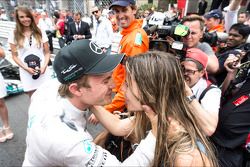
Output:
[211, 52, 250, 167]
[182, 48, 221, 136]
[181, 15, 219, 74]
[214, 23, 250, 86]
[204, 9, 224, 33]
[37, 11, 54, 53]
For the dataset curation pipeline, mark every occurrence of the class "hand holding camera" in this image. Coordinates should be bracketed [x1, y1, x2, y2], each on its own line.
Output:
[224, 53, 241, 73]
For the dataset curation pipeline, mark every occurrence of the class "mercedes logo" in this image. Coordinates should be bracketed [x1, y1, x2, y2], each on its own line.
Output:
[89, 41, 103, 54]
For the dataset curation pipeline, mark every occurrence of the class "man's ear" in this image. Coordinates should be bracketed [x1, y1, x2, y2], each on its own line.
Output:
[132, 7, 137, 16]
[68, 83, 83, 97]
[199, 69, 205, 78]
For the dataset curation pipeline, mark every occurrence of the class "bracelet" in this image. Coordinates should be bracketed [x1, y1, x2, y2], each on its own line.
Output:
[186, 94, 196, 103]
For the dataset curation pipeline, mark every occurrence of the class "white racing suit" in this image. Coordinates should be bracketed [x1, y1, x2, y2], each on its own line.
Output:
[22, 79, 156, 166]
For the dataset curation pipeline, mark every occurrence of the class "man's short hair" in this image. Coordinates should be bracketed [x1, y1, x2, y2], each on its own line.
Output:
[239, 11, 250, 18]
[74, 11, 82, 17]
[58, 75, 89, 98]
[230, 23, 250, 39]
[181, 14, 205, 31]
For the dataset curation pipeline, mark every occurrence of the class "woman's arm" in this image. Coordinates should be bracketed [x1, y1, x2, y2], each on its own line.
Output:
[40, 42, 51, 74]
[175, 149, 210, 167]
[0, 47, 5, 58]
[91, 106, 134, 136]
[9, 43, 35, 75]
[221, 54, 239, 95]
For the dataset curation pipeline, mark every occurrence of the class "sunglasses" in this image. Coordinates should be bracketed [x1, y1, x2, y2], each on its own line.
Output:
[181, 65, 199, 75]
[92, 11, 98, 14]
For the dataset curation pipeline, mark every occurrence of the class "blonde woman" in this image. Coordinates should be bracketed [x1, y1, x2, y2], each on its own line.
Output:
[8, 6, 51, 98]
[93, 51, 218, 166]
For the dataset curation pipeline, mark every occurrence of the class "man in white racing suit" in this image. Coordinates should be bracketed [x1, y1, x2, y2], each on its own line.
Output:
[22, 39, 156, 166]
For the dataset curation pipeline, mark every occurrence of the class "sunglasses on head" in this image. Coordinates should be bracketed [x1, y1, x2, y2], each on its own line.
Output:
[92, 11, 98, 14]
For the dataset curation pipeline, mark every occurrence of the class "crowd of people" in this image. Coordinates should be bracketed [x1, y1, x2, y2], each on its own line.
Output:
[0, 0, 250, 166]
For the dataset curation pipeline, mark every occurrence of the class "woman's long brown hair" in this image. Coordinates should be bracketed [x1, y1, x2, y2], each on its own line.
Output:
[125, 51, 218, 167]
[14, 6, 42, 48]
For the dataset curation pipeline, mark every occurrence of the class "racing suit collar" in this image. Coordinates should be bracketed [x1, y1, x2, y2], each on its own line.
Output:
[60, 98, 88, 123]
[121, 19, 143, 36]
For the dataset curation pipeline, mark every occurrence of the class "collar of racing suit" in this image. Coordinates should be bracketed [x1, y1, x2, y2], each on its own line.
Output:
[121, 19, 143, 36]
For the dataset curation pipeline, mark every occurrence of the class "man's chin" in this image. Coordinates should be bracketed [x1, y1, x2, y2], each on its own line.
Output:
[102, 99, 112, 106]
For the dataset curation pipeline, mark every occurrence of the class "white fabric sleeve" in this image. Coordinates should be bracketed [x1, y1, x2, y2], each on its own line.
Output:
[106, 20, 114, 46]
[224, 8, 239, 33]
[8, 29, 15, 44]
[41, 29, 48, 43]
[64, 131, 156, 166]
[201, 87, 221, 116]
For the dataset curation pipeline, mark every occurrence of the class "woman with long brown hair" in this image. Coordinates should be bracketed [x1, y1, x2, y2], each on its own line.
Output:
[124, 51, 218, 166]
[93, 51, 218, 166]
[8, 6, 51, 98]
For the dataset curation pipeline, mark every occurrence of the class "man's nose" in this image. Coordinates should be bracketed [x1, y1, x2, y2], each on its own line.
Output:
[117, 12, 124, 19]
[109, 78, 116, 89]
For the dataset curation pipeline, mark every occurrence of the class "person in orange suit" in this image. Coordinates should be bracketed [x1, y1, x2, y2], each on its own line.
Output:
[88, 0, 149, 124]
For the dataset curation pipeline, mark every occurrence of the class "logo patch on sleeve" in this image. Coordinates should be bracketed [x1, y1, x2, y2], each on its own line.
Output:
[134, 33, 142, 46]
[83, 140, 93, 154]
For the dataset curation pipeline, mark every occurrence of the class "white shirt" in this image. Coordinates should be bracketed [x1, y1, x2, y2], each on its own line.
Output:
[8, 29, 51, 91]
[192, 78, 221, 115]
[37, 17, 54, 31]
[92, 16, 113, 48]
[224, 6, 240, 33]
[75, 22, 81, 32]
[23, 79, 156, 166]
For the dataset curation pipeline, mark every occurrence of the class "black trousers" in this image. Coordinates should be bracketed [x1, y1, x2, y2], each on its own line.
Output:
[45, 31, 54, 53]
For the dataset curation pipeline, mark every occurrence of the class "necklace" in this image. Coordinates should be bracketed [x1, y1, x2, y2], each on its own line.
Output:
[23, 31, 33, 46]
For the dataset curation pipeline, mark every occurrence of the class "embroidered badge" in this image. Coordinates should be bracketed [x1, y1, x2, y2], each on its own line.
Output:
[134, 33, 142, 46]
[83, 140, 93, 154]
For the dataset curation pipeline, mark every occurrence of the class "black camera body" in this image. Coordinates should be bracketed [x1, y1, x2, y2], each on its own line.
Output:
[143, 12, 190, 58]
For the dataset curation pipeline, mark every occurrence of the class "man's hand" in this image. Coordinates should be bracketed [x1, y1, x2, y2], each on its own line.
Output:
[224, 53, 241, 73]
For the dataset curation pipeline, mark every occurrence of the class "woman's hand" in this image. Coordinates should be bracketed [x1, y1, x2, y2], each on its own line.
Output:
[142, 105, 157, 137]
[25, 67, 36, 75]
[184, 81, 193, 96]
[88, 113, 99, 125]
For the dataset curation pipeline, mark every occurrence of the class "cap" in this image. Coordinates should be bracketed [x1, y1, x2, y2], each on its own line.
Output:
[185, 48, 208, 79]
[53, 39, 125, 84]
[24, 54, 41, 80]
[109, 0, 136, 10]
[204, 9, 223, 20]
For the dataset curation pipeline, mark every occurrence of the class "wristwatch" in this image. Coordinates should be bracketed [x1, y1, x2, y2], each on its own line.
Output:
[186, 94, 196, 103]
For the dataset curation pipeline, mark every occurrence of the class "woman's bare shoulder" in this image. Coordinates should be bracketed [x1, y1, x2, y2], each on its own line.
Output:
[174, 148, 210, 167]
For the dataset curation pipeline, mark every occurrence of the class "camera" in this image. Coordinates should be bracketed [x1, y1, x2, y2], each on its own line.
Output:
[144, 24, 189, 55]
